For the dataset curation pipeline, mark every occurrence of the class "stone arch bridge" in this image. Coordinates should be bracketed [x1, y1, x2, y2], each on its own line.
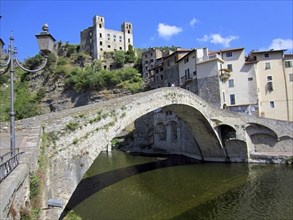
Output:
[23, 87, 292, 218]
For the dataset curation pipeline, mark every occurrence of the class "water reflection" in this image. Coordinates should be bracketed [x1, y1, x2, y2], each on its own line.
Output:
[61, 153, 200, 218]
[65, 151, 293, 220]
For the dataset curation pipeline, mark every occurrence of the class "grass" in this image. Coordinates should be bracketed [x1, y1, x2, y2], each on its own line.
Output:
[66, 122, 79, 131]
[23, 132, 48, 219]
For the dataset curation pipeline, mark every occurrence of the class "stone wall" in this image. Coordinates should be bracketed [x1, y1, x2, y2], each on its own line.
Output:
[197, 75, 221, 107]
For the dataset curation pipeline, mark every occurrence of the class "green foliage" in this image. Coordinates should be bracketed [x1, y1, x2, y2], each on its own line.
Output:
[57, 57, 69, 65]
[24, 54, 44, 70]
[35, 87, 46, 102]
[92, 59, 102, 72]
[66, 122, 79, 131]
[65, 66, 143, 93]
[64, 210, 82, 220]
[126, 44, 136, 63]
[0, 86, 10, 121]
[113, 51, 126, 68]
[66, 44, 77, 57]
[75, 54, 86, 67]
[73, 138, 79, 145]
[14, 83, 40, 120]
[30, 174, 41, 199]
[0, 74, 9, 85]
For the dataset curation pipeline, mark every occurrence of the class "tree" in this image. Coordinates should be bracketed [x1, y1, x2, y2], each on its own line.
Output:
[113, 51, 125, 68]
[126, 44, 136, 63]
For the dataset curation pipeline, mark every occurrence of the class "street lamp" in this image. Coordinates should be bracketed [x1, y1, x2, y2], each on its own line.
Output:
[0, 24, 55, 158]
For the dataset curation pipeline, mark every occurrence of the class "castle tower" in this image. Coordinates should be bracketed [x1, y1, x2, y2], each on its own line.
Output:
[93, 16, 105, 59]
[121, 22, 133, 51]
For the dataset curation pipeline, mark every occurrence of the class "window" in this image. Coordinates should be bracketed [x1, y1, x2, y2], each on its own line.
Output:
[193, 71, 197, 76]
[228, 79, 234, 88]
[119, 36, 122, 42]
[160, 75, 163, 80]
[248, 77, 253, 81]
[227, 64, 233, 71]
[99, 33, 102, 38]
[119, 47, 122, 50]
[267, 76, 273, 81]
[226, 52, 232, 57]
[289, 73, 293, 82]
[230, 94, 236, 105]
[222, 91, 226, 102]
[99, 24, 102, 28]
[113, 35, 116, 38]
[265, 62, 271, 70]
[160, 67, 163, 72]
[270, 101, 275, 108]
[100, 41, 103, 46]
[185, 69, 190, 79]
[128, 38, 130, 43]
[107, 33, 110, 37]
[108, 45, 111, 48]
[184, 57, 189, 63]
[166, 111, 172, 115]
[264, 53, 269, 58]
[285, 61, 293, 68]
[267, 81, 273, 91]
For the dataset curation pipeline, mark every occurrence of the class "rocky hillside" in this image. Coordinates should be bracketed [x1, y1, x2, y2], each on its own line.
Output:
[0, 43, 144, 121]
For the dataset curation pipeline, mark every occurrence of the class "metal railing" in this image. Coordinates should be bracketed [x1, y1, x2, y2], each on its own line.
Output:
[0, 148, 23, 183]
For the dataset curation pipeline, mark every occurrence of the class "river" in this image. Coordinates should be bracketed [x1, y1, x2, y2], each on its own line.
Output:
[67, 150, 293, 220]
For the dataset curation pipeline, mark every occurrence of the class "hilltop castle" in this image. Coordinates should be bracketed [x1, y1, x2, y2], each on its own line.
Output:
[80, 15, 133, 60]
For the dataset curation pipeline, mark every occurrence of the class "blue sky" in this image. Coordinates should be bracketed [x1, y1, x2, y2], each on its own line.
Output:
[1, 0, 292, 61]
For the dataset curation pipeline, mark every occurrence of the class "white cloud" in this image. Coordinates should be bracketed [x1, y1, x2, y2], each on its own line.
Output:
[197, 33, 239, 47]
[268, 38, 293, 50]
[157, 23, 182, 40]
[190, 18, 198, 28]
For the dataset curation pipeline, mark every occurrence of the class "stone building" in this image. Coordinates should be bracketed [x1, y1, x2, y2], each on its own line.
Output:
[80, 15, 133, 60]
[142, 48, 163, 79]
[146, 49, 191, 89]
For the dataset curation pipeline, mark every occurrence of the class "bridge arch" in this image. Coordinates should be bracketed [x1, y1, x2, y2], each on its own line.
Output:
[41, 87, 292, 218]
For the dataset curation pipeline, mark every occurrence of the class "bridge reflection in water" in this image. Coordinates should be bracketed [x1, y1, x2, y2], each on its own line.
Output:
[63, 151, 293, 220]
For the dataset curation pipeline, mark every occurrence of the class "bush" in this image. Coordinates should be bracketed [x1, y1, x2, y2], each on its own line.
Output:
[14, 84, 40, 120]
[65, 66, 144, 93]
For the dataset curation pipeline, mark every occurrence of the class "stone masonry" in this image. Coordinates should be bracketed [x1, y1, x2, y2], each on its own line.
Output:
[0, 87, 292, 219]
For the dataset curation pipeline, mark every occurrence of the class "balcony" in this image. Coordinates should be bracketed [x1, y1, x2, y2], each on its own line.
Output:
[219, 68, 231, 81]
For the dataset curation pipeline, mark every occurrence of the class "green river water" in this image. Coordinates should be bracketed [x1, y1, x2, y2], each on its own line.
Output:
[69, 150, 293, 220]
